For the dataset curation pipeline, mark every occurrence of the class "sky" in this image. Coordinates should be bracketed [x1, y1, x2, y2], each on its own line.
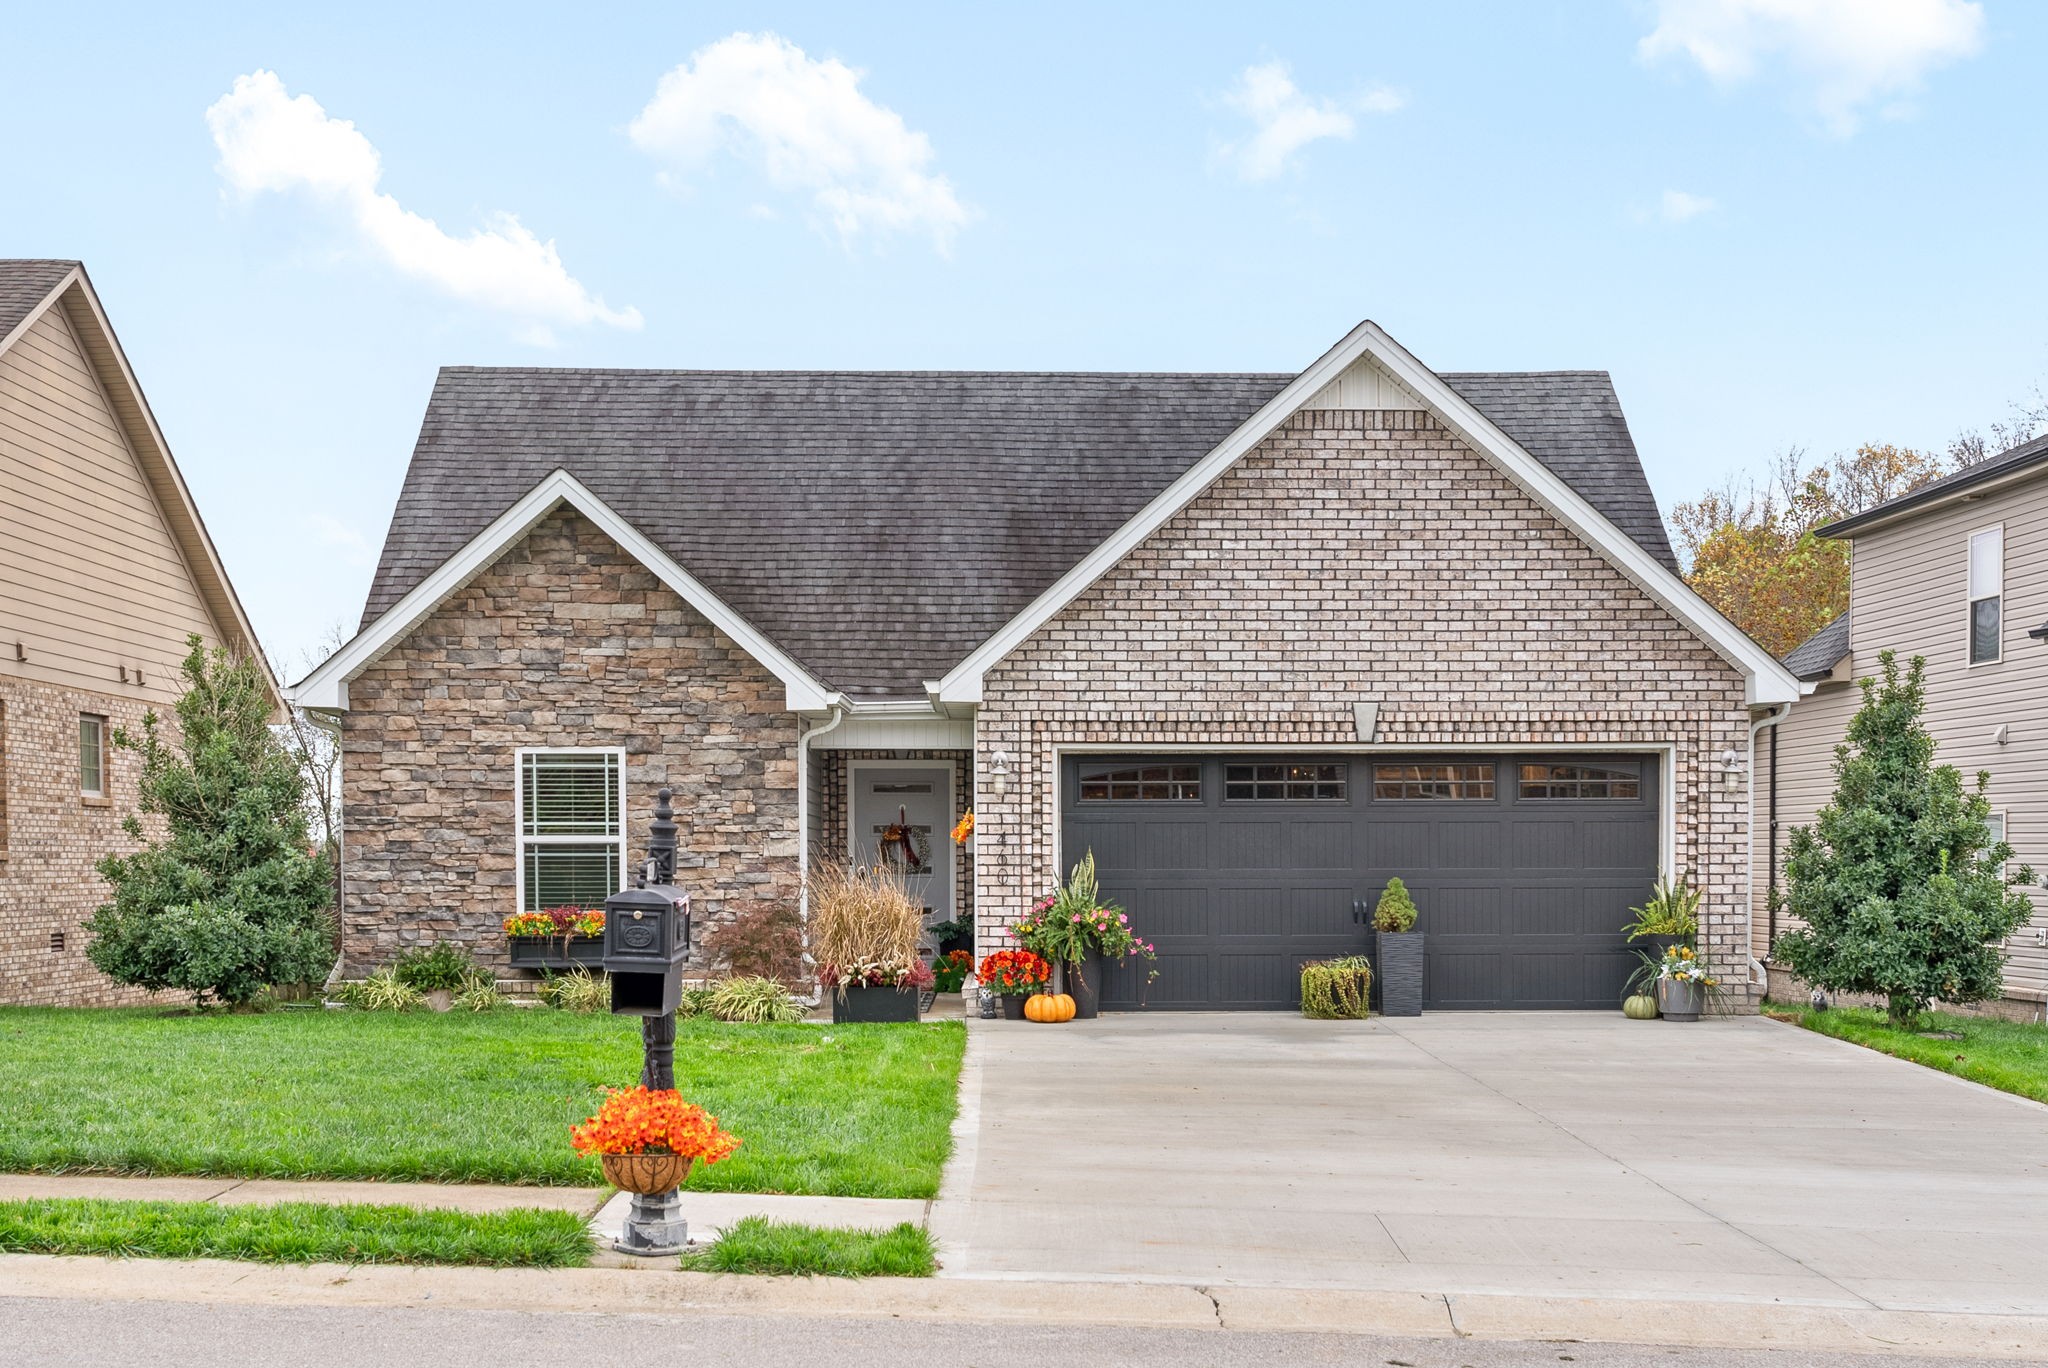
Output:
[4, 1, 2044, 671]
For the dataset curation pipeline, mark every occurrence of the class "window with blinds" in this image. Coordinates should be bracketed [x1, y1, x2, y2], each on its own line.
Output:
[516, 750, 623, 911]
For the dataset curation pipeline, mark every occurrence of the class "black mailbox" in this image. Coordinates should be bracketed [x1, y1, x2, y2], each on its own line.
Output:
[604, 884, 691, 1016]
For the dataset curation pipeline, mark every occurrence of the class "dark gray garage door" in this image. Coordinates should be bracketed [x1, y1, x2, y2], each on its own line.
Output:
[1062, 754, 1659, 1011]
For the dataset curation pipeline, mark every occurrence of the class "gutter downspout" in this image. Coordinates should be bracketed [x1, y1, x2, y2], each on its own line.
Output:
[795, 702, 847, 1005]
[1746, 703, 1792, 996]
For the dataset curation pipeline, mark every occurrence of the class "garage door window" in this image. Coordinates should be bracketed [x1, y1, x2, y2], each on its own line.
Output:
[1372, 762, 1495, 800]
[1518, 763, 1640, 800]
[1078, 763, 1201, 802]
[1224, 763, 1346, 801]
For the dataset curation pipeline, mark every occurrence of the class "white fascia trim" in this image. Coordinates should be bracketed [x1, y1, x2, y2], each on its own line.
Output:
[933, 320, 1802, 708]
[289, 468, 834, 712]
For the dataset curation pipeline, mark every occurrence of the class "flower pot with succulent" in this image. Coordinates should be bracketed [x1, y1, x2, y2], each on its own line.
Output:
[504, 907, 607, 970]
[1010, 851, 1160, 1016]
[810, 858, 931, 1023]
[1371, 877, 1424, 1017]
[978, 949, 1051, 1020]
[1652, 945, 1716, 1022]
[570, 1085, 742, 1194]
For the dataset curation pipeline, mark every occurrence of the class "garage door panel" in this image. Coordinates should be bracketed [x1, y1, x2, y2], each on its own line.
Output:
[1065, 753, 1657, 1011]
[1511, 822, 1579, 869]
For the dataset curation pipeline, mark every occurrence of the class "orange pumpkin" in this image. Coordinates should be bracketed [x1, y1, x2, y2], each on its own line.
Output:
[1026, 992, 1076, 1023]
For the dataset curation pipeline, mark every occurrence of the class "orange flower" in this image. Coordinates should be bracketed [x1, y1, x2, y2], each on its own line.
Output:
[569, 1086, 742, 1163]
[952, 811, 975, 845]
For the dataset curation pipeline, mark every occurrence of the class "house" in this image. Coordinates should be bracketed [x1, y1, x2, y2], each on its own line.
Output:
[0, 260, 273, 1005]
[295, 321, 1800, 1011]
[1764, 434, 2048, 1018]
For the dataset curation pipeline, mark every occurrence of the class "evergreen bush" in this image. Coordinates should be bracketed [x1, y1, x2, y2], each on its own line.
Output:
[1373, 877, 1419, 933]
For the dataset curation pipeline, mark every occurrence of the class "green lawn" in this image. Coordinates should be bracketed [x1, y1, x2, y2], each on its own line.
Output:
[1782, 1003, 2048, 1104]
[0, 1009, 964, 1197]
[0, 1197, 591, 1267]
[680, 1216, 937, 1277]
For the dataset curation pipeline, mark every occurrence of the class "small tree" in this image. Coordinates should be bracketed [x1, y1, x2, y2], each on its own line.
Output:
[1774, 651, 2033, 1030]
[1374, 877, 1419, 932]
[85, 636, 335, 1006]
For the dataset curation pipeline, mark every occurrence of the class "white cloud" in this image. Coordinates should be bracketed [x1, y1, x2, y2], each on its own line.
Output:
[1638, 0, 1985, 134]
[1660, 189, 1717, 222]
[1219, 60, 1402, 182]
[206, 71, 640, 340]
[305, 514, 376, 569]
[628, 32, 972, 250]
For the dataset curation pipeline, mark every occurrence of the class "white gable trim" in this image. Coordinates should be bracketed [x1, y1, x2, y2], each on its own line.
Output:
[290, 469, 834, 712]
[934, 320, 1801, 707]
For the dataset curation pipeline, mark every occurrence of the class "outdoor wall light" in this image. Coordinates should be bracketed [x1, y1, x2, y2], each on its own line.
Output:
[989, 748, 1013, 797]
[1721, 747, 1744, 792]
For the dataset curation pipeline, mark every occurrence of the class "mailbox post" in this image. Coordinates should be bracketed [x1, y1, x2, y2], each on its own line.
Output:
[603, 786, 693, 1255]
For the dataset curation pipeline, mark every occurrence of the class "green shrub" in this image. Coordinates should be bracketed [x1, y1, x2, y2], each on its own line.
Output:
[1775, 651, 2035, 1030]
[676, 986, 717, 1019]
[706, 976, 806, 1024]
[1373, 877, 1418, 933]
[391, 943, 478, 992]
[84, 637, 334, 1007]
[538, 969, 609, 1013]
[1300, 956, 1372, 1019]
[335, 968, 423, 1012]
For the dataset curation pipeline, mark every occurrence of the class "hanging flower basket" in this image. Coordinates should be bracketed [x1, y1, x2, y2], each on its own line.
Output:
[600, 1152, 695, 1194]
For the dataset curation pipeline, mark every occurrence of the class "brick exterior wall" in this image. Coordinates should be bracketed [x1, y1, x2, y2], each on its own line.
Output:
[339, 508, 801, 978]
[814, 748, 975, 926]
[973, 408, 1760, 1009]
[0, 677, 180, 1006]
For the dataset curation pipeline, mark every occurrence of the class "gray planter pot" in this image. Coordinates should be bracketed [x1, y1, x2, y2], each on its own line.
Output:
[1656, 978, 1704, 1022]
[507, 936, 605, 971]
[833, 984, 922, 1024]
[1063, 951, 1103, 1019]
[1376, 931, 1424, 1017]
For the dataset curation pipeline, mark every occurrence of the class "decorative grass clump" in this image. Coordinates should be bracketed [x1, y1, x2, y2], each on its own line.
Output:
[1300, 957, 1372, 1019]
[680, 1216, 937, 1277]
[0, 1197, 592, 1267]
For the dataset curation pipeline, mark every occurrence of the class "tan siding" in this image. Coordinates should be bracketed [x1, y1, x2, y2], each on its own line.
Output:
[1765, 469, 2048, 1003]
[0, 307, 219, 704]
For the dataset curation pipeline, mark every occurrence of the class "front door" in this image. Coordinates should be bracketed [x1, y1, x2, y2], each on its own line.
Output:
[849, 764, 954, 949]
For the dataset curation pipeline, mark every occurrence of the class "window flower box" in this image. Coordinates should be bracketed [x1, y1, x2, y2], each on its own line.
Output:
[504, 908, 606, 970]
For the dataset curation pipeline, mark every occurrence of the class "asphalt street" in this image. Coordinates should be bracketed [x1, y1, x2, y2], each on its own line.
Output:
[2, 1296, 2034, 1368]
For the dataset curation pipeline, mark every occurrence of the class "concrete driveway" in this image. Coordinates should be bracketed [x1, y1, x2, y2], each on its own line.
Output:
[929, 1012, 2048, 1314]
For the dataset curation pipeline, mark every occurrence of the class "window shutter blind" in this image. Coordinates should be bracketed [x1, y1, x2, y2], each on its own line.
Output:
[521, 752, 620, 836]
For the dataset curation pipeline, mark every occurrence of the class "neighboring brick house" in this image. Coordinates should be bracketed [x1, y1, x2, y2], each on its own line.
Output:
[1764, 436, 2048, 1019]
[297, 322, 1800, 1009]
[0, 260, 274, 1006]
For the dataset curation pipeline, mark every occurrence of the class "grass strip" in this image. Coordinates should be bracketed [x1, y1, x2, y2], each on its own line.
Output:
[0, 1197, 592, 1267]
[680, 1216, 938, 1277]
[1782, 1003, 2048, 1104]
[0, 1010, 964, 1197]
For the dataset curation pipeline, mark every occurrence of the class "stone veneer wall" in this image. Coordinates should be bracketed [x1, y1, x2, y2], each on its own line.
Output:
[814, 748, 975, 925]
[973, 408, 1760, 1009]
[0, 677, 179, 1005]
[340, 508, 801, 977]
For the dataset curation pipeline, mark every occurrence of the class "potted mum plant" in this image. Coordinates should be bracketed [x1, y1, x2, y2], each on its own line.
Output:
[810, 858, 930, 1024]
[1373, 877, 1424, 1018]
[932, 949, 974, 994]
[570, 1085, 741, 1194]
[1012, 851, 1158, 1018]
[978, 948, 1051, 1019]
[1654, 945, 1716, 1022]
[504, 906, 606, 970]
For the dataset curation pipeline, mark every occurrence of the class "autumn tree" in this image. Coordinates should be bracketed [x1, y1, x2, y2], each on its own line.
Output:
[1670, 444, 1949, 657]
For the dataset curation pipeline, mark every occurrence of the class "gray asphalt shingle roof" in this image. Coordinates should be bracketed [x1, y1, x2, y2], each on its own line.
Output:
[0, 259, 78, 340]
[365, 366, 1680, 696]
[1782, 612, 1852, 681]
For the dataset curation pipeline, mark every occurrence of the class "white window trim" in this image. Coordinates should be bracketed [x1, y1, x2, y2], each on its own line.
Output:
[1987, 810, 2009, 880]
[512, 746, 627, 913]
[78, 714, 107, 799]
[1967, 524, 2003, 668]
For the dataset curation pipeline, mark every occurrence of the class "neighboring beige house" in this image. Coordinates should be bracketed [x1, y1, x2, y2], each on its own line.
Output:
[297, 321, 1802, 1011]
[1764, 434, 2048, 1019]
[0, 260, 272, 1006]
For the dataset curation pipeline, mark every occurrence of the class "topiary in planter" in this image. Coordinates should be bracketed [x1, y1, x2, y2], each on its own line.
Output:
[1301, 956, 1373, 1019]
[1373, 877, 1418, 932]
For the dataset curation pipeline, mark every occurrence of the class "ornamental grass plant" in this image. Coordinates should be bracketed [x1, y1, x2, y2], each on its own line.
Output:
[1300, 956, 1373, 1019]
[808, 857, 925, 996]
